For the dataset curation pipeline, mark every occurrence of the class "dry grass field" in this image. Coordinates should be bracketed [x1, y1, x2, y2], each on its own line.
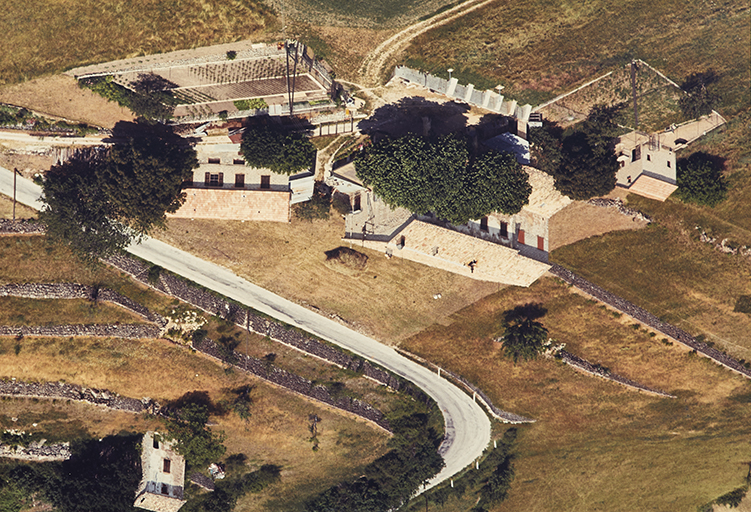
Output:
[400, 276, 751, 511]
[158, 215, 501, 343]
[553, 193, 751, 362]
[402, 0, 750, 115]
[0, 297, 148, 326]
[0, 335, 389, 511]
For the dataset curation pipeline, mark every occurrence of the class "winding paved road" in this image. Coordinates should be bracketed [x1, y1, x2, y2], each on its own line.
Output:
[0, 165, 491, 491]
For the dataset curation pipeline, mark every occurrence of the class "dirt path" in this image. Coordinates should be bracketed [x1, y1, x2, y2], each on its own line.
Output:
[357, 0, 500, 87]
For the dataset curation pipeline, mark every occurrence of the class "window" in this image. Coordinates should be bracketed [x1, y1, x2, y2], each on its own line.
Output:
[161, 484, 169, 495]
[163, 459, 171, 474]
[631, 146, 641, 161]
[480, 216, 488, 232]
[260, 175, 271, 189]
[353, 194, 361, 211]
[667, 161, 671, 168]
[233, 158, 244, 165]
[537, 236, 545, 251]
[235, 174, 245, 188]
[208, 173, 223, 187]
[500, 222, 508, 238]
[518, 229, 525, 245]
[153, 438, 159, 449]
[208, 158, 220, 164]
[620, 161, 625, 168]
[646, 154, 651, 162]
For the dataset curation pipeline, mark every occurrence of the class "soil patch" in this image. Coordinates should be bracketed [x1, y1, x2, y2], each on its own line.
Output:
[0, 75, 134, 128]
[324, 246, 369, 275]
[549, 199, 648, 251]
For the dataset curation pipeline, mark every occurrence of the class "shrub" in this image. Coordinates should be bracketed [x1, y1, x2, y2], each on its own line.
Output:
[677, 152, 727, 207]
[734, 295, 751, 314]
[226, 50, 237, 60]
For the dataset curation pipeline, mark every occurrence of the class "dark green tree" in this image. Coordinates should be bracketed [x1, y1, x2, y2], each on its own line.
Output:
[40, 120, 198, 263]
[164, 403, 226, 471]
[240, 124, 316, 175]
[498, 303, 549, 363]
[528, 122, 564, 176]
[677, 151, 727, 207]
[354, 134, 531, 224]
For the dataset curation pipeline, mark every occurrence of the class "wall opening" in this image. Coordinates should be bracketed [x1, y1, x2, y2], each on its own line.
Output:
[235, 174, 245, 188]
[500, 222, 508, 238]
[480, 216, 489, 232]
[260, 175, 271, 189]
[163, 459, 171, 474]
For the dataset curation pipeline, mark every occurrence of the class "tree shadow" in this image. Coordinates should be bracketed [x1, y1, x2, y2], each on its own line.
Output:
[501, 303, 548, 326]
[677, 150, 727, 172]
[357, 97, 472, 140]
[165, 390, 223, 415]
[105, 119, 201, 145]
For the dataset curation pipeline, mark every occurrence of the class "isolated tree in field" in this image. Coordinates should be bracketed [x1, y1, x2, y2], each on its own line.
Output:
[354, 134, 531, 224]
[240, 124, 316, 175]
[498, 303, 549, 363]
[40, 120, 198, 263]
[677, 151, 727, 207]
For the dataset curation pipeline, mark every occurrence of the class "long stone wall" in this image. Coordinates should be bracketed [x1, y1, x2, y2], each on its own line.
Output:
[0, 379, 148, 412]
[556, 350, 675, 398]
[550, 264, 751, 379]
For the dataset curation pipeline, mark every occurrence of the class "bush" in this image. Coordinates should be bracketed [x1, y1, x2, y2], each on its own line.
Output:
[226, 50, 237, 60]
[734, 295, 751, 314]
[677, 151, 727, 207]
[233, 98, 268, 111]
[715, 485, 748, 508]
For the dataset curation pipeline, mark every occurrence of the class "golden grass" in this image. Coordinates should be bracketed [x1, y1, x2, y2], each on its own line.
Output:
[553, 197, 751, 361]
[0, 0, 277, 85]
[158, 215, 500, 342]
[0, 193, 37, 220]
[400, 276, 751, 511]
[0, 297, 148, 326]
[0, 335, 389, 510]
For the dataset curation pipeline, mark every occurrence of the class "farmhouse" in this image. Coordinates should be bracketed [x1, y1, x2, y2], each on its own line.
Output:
[134, 432, 187, 512]
[168, 137, 314, 222]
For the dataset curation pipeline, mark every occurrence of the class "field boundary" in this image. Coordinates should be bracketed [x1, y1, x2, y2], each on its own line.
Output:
[549, 264, 751, 380]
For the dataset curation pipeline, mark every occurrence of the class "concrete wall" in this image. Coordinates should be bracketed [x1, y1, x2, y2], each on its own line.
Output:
[616, 143, 676, 186]
[171, 188, 291, 222]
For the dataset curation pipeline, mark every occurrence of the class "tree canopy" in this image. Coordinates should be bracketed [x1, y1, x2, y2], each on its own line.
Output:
[240, 124, 316, 175]
[529, 105, 620, 200]
[498, 303, 549, 363]
[677, 151, 728, 207]
[164, 403, 226, 471]
[679, 71, 720, 119]
[354, 134, 531, 225]
[39, 120, 198, 263]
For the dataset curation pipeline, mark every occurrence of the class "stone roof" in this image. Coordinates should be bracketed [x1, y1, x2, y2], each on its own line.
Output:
[627, 174, 678, 202]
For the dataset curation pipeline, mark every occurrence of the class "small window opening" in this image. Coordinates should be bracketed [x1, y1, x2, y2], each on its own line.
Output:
[233, 159, 244, 165]
[161, 484, 169, 495]
[631, 146, 641, 161]
[235, 174, 245, 188]
[163, 459, 171, 474]
[480, 216, 488, 232]
[500, 222, 508, 238]
[353, 194, 361, 211]
[260, 175, 271, 189]
[646, 154, 651, 162]
[208, 158, 220, 164]
[153, 438, 159, 449]
[667, 161, 671, 168]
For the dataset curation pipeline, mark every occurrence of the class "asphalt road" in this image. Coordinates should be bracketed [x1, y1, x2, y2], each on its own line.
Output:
[0, 165, 492, 490]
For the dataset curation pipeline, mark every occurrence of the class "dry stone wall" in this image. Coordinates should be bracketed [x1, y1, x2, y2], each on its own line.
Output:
[0, 379, 147, 412]
[550, 264, 751, 379]
[0, 219, 45, 235]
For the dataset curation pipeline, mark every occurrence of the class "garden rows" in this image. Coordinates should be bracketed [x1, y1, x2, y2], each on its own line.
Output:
[549, 264, 751, 379]
[556, 350, 675, 398]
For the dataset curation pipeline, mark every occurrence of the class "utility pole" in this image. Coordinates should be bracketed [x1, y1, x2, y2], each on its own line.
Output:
[631, 60, 639, 130]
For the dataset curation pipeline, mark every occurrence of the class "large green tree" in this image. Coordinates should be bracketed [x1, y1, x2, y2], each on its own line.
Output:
[354, 134, 531, 224]
[40, 120, 198, 263]
[164, 403, 226, 471]
[531, 106, 620, 200]
[240, 124, 316, 175]
[498, 303, 549, 363]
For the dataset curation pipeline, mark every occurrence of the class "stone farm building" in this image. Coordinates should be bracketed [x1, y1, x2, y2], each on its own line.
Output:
[169, 133, 314, 222]
[67, 41, 335, 123]
[134, 432, 186, 512]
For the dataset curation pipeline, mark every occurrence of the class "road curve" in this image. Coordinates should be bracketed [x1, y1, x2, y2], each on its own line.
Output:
[0, 166, 492, 491]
